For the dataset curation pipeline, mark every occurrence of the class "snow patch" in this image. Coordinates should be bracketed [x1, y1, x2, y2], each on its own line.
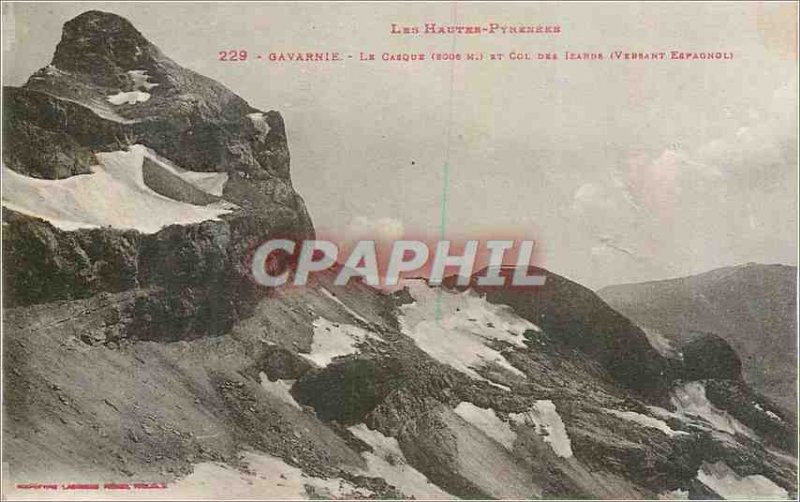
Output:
[604, 408, 686, 437]
[754, 403, 783, 422]
[259, 373, 301, 409]
[398, 280, 535, 382]
[697, 461, 789, 500]
[44, 64, 66, 76]
[454, 402, 516, 449]
[348, 424, 452, 500]
[671, 382, 755, 438]
[301, 317, 378, 367]
[106, 70, 158, 105]
[509, 400, 573, 458]
[166, 451, 372, 499]
[128, 69, 159, 90]
[247, 112, 271, 140]
[647, 405, 682, 420]
[658, 489, 690, 500]
[2, 146, 233, 234]
[487, 381, 512, 392]
[107, 90, 150, 105]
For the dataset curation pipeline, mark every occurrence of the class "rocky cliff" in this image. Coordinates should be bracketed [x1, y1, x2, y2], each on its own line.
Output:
[3, 10, 313, 339]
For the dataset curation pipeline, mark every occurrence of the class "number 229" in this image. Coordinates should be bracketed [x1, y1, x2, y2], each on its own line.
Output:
[218, 50, 248, 61]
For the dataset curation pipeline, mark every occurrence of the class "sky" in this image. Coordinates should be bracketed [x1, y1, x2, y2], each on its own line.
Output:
[3, 1, 798, 288]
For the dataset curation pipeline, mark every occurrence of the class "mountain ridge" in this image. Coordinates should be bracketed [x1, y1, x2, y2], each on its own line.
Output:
[599, 263, 798, 413]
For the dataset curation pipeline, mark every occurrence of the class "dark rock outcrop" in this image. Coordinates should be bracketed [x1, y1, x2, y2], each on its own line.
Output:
[1, 86, 127, 178]
[465, 267, 669, 395]
[294, 357, 409, 424]
[679, 332, 743, 382]
[2, 206, 312, 341]
[252, 345, 314, 381]
[2, 209, 141, 305]
[141, 157, 220, 205]
[703, 379, 797, 453]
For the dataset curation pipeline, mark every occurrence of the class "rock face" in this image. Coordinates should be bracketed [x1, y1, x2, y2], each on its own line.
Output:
[2, 86, 124, 178]
[2, 9, 314, 332]
[2, 207, 311, 341]
[2, 209, 141, 305]
[5, 9, 310, 219]
[467, 267, 669, 395]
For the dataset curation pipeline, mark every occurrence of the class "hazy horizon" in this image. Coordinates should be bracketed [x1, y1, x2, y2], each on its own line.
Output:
[3, 2, 797, 289]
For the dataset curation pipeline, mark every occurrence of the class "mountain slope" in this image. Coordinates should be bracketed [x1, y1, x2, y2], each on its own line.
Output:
[4, 269, 797, 499]
[598, 264, 797, 412]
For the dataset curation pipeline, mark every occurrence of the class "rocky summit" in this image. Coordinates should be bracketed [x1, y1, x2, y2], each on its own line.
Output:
[1, 11, 797, 500]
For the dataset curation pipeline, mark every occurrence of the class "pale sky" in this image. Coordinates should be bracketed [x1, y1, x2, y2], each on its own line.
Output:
[3, 2, 797, 288]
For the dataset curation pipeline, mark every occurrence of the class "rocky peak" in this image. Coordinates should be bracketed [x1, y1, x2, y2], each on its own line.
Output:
[51, 10, 163, 87]
[3, 10, 314, 311]
[9, 9, 305, 206]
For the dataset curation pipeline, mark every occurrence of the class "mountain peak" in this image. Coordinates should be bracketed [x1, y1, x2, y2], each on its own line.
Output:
[62, 9, 137, 30]
[51, 10, 162, 83]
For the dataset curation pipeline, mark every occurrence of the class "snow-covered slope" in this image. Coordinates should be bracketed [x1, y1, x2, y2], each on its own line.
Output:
[671, 381, 755, 438]
[4, 264, 798, 500]
[2, 145, 232, 233]
[697, 461, 790, 500]
[398, 279, 537, 384]
[348, 424, 453, 500]
[509, 400, 574, 458]
[454, 402, 517, 450]
[162, 452, 373, 500]
[302, 317, 379, 367]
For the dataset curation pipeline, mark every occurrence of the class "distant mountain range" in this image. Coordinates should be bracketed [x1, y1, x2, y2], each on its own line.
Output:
[599, 263, 797, 413]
